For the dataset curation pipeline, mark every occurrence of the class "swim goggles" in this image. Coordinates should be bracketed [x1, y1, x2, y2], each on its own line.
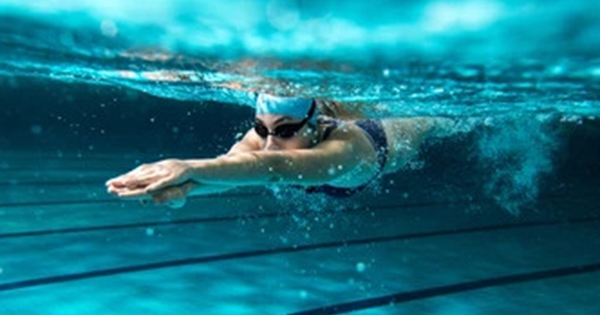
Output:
[254, 101, 316, 139]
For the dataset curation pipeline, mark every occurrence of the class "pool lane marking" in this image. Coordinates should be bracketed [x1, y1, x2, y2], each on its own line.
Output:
[0, 192, 259, 208]
[0, 216, 599, 292]
[0, 189, 595, 208]
[0, 199, 478, 239]
[288, 262, 600, 315]
[0, 179, 108, 186]
[0, 197, 596, 239]
[0, 212, 281, 239]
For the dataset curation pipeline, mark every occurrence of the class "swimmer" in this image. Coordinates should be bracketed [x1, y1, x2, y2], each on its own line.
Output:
[106, 93, 451, 208]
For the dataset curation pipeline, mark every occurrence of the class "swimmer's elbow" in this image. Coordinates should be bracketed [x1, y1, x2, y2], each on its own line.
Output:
[258, 152, 294, 181]
[241, 151, 289, 183]
[254, 151, 329, 184]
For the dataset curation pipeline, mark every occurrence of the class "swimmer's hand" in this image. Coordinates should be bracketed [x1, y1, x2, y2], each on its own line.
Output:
[149, 181, 198, 208]
[114, 180, 233, 208]
[107, 178, 199, 209]
[118, 181, 198, 209]
[106, 159, 193, 198]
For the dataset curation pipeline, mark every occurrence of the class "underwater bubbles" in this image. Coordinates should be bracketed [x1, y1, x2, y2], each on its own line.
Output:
[30, 124, 43, 135]
[477, 115, 558, 215]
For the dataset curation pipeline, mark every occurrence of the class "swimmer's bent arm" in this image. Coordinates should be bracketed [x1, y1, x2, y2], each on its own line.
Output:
[177, 129, 262, 196]
[189, 140, 363, 186]
[146, 135, 372, 195]
[127, 130, 264, 204]
[159, 129, 264, 198]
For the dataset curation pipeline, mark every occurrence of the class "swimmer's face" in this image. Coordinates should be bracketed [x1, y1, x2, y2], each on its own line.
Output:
[254, 114, 317, 150]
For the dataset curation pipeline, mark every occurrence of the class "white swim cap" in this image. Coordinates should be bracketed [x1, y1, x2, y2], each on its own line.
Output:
[255, 93, 317, 124]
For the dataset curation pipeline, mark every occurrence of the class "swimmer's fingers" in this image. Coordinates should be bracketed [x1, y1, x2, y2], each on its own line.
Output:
[106, 164, 151, 187]
[115, 188, 151, 199]
[107, 182, 137, 195]
[151, 188, 185, 206]
[107, 159, 192, 192]
[107, 172, 170, 192]
[107, 184, 122, 195]
[151, 182, 196, 208]
[106, 176, 127, 188]
[107, 186, 145, 199]
[106, 162, 169, 188]
[145, 176, 185, 194]
[106, 174, 145, 189]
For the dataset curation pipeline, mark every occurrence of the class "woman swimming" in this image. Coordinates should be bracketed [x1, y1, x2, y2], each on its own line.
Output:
[106, 93, 446, 207]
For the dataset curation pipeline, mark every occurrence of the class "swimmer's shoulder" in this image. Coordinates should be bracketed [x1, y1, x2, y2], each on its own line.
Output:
[319, 119, 372, 144]
[227, 128, 262, 154]
[315, 98, 366, 120]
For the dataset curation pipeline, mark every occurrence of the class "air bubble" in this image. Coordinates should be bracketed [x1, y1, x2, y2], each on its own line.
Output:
[328, 167, 336, 176]
[30, 125, 42, 135]
[356, 262, 367, 273]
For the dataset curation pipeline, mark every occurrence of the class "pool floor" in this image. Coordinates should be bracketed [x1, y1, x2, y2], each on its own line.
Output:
[1, 151, 599, 314]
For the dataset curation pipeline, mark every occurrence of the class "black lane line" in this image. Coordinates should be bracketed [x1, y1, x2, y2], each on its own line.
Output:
[288, 262, 600, 315]
[4, 166, 123, 171]
[0, 200, 483, 239]
[0, 195, 594, 239]
[1, 216, 599, 292]
[0, 212, 282, 239]
[0, 180, 108, 186]
[0, 191, 260, 208]
[3, 165, 136, 171]
[0, 202, 415, 239]
[0, 155, 168, 163]
[3, 188, 571, 212]
[0, 199, 121, 208]
[1, 186, 594, 208]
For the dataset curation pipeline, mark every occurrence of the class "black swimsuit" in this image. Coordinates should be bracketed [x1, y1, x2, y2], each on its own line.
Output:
[305, 119, 389, 197]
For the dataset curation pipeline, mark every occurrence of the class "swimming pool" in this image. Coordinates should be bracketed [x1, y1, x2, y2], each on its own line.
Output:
[1, 1, 600, 314]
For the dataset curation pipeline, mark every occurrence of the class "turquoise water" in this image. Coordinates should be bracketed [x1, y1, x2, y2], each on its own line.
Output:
[1, 1, 600, 314]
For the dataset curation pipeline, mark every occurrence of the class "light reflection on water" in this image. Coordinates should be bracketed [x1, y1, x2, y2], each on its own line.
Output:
[0, 0, 599, 118]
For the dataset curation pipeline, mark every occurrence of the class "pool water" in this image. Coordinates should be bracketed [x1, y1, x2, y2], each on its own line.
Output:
[1, 1, 600, 314]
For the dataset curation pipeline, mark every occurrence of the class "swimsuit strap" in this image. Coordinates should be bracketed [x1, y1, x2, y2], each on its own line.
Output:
[305, 119, 389, 198]
[354, 119, 388, 174]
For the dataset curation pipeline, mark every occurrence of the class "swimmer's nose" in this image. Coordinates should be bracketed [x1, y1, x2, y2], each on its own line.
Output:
[264, 136, 280, 151]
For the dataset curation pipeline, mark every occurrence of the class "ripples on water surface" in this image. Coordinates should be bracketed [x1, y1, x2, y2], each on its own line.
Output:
[1, 0, 599, 118]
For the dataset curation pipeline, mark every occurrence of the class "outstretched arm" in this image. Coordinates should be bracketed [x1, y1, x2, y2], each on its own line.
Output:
[107, 127, 377, 199]
[107, 128, 263, 204]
